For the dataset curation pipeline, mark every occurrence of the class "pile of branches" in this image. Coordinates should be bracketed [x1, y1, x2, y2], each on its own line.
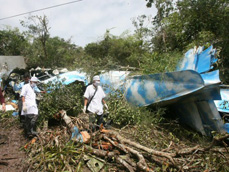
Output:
[25, 110, 229, 172]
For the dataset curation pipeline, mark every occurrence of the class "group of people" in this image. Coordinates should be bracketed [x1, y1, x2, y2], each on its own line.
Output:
[1, 73, 108, 137]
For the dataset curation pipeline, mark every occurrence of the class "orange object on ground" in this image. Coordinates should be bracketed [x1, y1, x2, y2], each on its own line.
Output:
[81, 131, 91, 143]
[24, 137, 37, 149]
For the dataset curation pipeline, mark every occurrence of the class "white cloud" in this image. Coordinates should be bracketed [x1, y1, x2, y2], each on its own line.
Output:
[0, 0, 156, 47]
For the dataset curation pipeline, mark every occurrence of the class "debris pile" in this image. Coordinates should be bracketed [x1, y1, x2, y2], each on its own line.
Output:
[24, 110, 229, 172]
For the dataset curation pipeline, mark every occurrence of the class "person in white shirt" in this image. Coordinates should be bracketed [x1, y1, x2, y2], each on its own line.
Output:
[10, 73, 44, 123]
[20, 76, 39, 137]
[83, 75, 108, 127]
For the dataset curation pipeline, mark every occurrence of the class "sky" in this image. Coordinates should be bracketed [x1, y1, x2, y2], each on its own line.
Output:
[0, 0, 156, 47]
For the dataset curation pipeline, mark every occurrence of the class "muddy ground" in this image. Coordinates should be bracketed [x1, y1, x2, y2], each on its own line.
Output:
[0, 117, 28, 172]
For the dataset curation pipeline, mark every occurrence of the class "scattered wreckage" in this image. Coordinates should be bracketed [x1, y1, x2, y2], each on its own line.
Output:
[4, 67, 88, 93]
[24, 110, 229, 172]
[98, 45, 229, 136]
[83, 46, 227, 136]
[1, 47, 229, 171]
[1, 67, 88, 112]
[1, 45, 229, 136]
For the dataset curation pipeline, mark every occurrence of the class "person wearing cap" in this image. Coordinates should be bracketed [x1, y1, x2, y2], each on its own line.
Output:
[11, 73, 43, 123]
[12, 73, 42, 94]
[20, 76, 39, 136]
[83, 75, 108, 127]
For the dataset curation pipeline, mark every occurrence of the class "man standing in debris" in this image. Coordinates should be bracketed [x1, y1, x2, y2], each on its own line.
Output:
[83, 75, 108, 127]
[12, 73, 43, 122]
[20, 76, 39, 137]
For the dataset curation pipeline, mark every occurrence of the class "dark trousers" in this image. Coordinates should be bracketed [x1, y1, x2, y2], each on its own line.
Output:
[23, 114, 38, 136]
[96, 115, 104, 126]
[18, 97, 23, 123]
[88, 112, 104, 131]
[88, 112, 104, 125]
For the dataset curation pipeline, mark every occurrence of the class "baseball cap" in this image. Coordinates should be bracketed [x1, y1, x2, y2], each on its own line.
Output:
[93, 75, 100, 81]
[30, 76, 39, 82]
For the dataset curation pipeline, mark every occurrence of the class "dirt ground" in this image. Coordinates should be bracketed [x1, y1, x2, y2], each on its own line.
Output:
[0, 117, 28, 172]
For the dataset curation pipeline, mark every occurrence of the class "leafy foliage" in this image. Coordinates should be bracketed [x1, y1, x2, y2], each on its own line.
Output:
[139, 51, 183, 74]
[21, 15, 50, 63]
[106, 90, 166, 126]
[146, 0, 229, 82]
[19, 15, 84, 68]
[0, 27, 28, 55]
[38, 81, 85, 125]
[83, 31, 144, 69]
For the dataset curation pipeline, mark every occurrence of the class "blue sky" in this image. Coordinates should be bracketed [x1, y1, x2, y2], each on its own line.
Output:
[0, 0, 156, 47]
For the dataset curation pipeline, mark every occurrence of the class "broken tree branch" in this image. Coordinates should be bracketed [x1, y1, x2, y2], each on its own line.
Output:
[84, 145, 135, 172]
[103, 130, 176, 165]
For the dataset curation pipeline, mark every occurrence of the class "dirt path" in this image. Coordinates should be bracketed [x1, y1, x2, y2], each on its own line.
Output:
[0, 118, 28, 172]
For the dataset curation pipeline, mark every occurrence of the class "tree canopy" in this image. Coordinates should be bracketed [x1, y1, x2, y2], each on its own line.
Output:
[0, 0, 228, 81]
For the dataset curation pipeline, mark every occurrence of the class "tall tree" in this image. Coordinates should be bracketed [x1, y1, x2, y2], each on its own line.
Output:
[145, 0, 229, 81]
[21, 15, 50, 66]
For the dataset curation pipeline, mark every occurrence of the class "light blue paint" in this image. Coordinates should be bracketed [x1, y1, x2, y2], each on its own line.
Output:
[11, 100, 17, 104]
[176, 45, 217, 74]
[122, 45, 228, 135]
[125, 70, 205, 107]
[214, 100, 229, 113]
[200, 70, 220, 85]
[71, 126, 83, 143]
[99, 71, 130, 94]
[196, 45, 213, 73]
[12, 111, 18, 116]
[42, 71, 89, 89]
[224, 123, 229, 133]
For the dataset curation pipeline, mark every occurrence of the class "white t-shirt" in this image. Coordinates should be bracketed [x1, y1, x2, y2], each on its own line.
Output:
[84, 85, 106, 115]
[20, 83, 38, 115]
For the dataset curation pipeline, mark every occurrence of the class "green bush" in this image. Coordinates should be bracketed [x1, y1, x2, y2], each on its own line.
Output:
[107, 90, 166, 126]
[38, 81, 85, 125]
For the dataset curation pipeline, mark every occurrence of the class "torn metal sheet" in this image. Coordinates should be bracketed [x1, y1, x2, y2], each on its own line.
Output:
[83, 155, 104, 172]
[176, 45, 217, 73]
[100, 71, 130, 94]
[200, 70, 220, 85]
[124, 70, 205, 107]
[174, 99, 225, 136]
[176, 46, 203, 71]
[71, 126, 90, 143]
[214, 87, 229, 114]
[214, 100, 229, 113]
[122, 45, 228, 136]
[41, 70, 89, 86]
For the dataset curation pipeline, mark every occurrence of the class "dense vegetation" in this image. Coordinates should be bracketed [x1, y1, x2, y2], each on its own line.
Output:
[1, 0, 228, 131]
[1, 0, 228, 81]
[1, 0, 229, 171]
[1, 0, 228, 130]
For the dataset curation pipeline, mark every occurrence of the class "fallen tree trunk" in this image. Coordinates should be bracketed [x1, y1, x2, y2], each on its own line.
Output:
[102, 129, 176, 165]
